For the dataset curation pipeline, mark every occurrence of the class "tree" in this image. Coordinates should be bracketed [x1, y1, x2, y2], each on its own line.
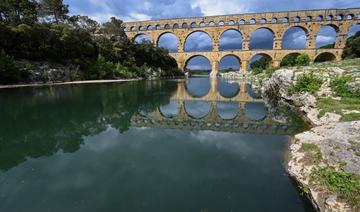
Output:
[0, 0, 38, 25]
[100, 17, 126, 40]
[250, 57, 270, 74]
[68, 15, 98, 33]
[342, 31, 360, 59]
[39, 0, 69, 23]
[281, 54, 298, 67]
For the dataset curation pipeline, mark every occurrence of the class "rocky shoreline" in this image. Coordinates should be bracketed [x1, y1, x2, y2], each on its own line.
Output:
[257, 61, 360, 211]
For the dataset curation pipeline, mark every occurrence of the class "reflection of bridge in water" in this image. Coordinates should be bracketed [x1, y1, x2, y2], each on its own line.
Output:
[131, 78, 295, 135]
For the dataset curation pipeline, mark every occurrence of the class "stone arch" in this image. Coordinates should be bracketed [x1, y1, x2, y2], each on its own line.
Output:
[199, 21, 206, 27]
[245, 102, 268, 121]
[271, 18, 277, 24]
[347, 14, 355, 20]
[326, 15, 333, 21]
[184, 55, 212, 73]
[283, 17, 289, 23]
[293, 16, 301, 22]
[282, 26, 309, 49]
[182, 23, 188, 28]
[280, 53, 302, 66]
[348, 23, 360, 37]
[184, 101, 211, 119]
[316, 24, 339, 48]
[159, 101, 179, 118]
[184, 31, 214, 52]
[229, 20, 235, 25]
[306, 16, 312, 22]
[147, 25, 153, 30]
[217, 102, 240, 120]
[250, 18, 256, 24]
[134, 33, 150, 43]
[314, 52, 336, 62]
[219, 29, 243, 51]
[317, 15, 323, 21]
[260, 18, 267, 24]
[336, 15, 344, 20]
[219, 54, 242, 72]
[173, 23, 179, 29]
[190, 22, 197, 28]
[155, 24, 161, 30]
[209, 21, 215, 27]
[157, 32, 179, 53]
[130, 26, 136, 31]
[250, 27, 275, 50]
[249, 53, 273, 71]
[239, 19, 245, 25]
[139, 26, 145, 31]
[164, 24, 171, 29]
[218, 21, 225, 26]
[218, 80, 241, 98]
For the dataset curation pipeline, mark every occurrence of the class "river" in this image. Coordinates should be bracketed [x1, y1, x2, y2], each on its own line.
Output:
[0, 78, 314, 212]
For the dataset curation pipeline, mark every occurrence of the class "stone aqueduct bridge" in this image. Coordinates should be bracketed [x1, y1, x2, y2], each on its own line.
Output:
[124, 8, 360, 74]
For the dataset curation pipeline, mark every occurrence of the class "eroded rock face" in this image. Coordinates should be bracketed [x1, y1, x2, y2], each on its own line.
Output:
[288, 121, 360, 211]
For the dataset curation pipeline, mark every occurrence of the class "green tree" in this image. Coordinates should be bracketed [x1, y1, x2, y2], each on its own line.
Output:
[39, 0, 69, 23]
[281, 54, 298, 67]
[0, 50, 20, 84]
[0, 0, 38, 25]
[100, 17, 126, 40]
[343, 31, 360, 59]
[250, 57, 270, 74]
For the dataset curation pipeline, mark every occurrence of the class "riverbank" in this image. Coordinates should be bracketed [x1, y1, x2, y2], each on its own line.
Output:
[0, 79, 142, 89]
[256, 59, 360, 211]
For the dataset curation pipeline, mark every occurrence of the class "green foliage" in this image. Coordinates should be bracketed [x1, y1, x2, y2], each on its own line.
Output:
[0, 50, 20, 84]
[39, 0, 69, 23]
[311, 166, 360, 208]
[331, 75, 360, 98]
[295, 54, 311, 66]
[100, 17, 126, 40]
[281, 54, 298, 67]
[0, 0, 38, 25]
[290, 72, 323, 94]
[265, 67, 279, 77]
[343, 31, 360, 59]
[250, 57, 270, 74]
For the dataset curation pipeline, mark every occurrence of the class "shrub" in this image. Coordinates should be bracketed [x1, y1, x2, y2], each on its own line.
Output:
[0, 50, 20, 84]
[251, 58, 270, 74]
[331, 75, 360, 98]
[291, 72, 323, 94]
[83, 55, 116, 80]
[342, 31, 360, 59]
[265, 67, 279, 77]
[296, 54, 311, 66]
[281, 54, 298, 67]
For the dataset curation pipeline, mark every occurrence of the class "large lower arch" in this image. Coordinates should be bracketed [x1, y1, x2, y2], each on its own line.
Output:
[249, 53, 273, 72]
[159, 101, 179, 118]
[250, 27, 275, 50]
[217, 79, 240, 98]
[316, 25, 339, 49]
[314, 52, 336, 63]
[219, 29, 243, 51]
[184, 31, 213, 52]
[217, 102, 240, 120]
[185, 55, 211, 76]
[219, 55, 241, 72]
[245, 102, 268, 121]
[282, 26, 308, 49]
[280, 53, 301, 67]
[157, 32, 179, 53]
[185, 77, 211, 97]
[134, 34, 151, 44]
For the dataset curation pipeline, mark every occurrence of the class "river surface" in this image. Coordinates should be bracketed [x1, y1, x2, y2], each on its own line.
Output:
[0, 78, 314, 212]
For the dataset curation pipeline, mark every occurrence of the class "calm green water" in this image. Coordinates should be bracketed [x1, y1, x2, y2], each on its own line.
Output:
[0, 78, 314, 212]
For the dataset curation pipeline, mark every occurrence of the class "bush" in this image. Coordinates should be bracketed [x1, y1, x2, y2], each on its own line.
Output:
[265, 67, 279, 77]
[296, 54, 311, 66]
[291, 72, 323, 94]
[281, 54, 298, 67]
[331, 75, 360, 98]
[83, 55, 116, 80]
[343, 31, 360, 59]
[0, 50, 20, 84]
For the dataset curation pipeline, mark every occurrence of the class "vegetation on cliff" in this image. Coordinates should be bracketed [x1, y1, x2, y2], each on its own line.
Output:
[0, 0, 182, 84]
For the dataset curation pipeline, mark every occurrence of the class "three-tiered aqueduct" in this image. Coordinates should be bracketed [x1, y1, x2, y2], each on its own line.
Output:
[125, 8, 360, 75]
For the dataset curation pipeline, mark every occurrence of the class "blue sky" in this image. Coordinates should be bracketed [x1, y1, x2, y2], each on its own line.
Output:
[64, 0, 360, 70]
[64, 0, 360, 22]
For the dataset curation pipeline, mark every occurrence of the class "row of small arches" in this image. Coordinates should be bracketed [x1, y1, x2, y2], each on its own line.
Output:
[135, 24, 360, 52]
[126, 13, 360, 32]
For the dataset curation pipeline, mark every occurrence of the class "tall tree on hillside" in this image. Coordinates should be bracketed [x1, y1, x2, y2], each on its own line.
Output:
[100, 17, 127, 40]
[0, 0, 38, 25]
[39, 0, 68, 23]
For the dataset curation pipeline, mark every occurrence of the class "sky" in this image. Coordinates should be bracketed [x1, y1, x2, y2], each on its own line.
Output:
[64, 0, 360, 70]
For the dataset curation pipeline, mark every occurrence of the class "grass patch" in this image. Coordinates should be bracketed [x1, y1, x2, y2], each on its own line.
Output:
[316, 97, 360, 121]
[310, 166, 360, 208]
[300, 143, 322, 164]
[349, 140, 360, 157]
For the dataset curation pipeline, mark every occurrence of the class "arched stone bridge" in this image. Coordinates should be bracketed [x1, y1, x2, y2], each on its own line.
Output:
[124, 8, 360, 74]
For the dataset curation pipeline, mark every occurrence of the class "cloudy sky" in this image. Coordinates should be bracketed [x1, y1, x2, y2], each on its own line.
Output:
[64, 0, 360, 70]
